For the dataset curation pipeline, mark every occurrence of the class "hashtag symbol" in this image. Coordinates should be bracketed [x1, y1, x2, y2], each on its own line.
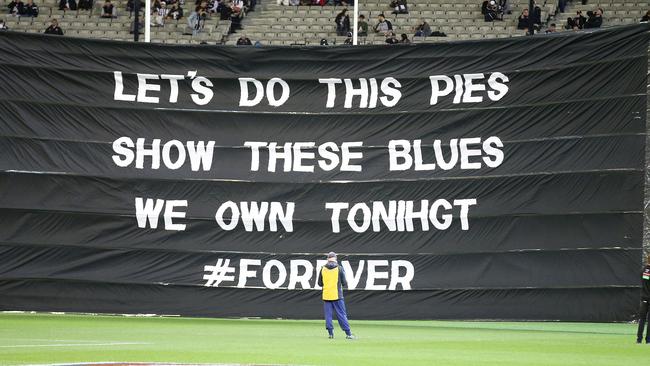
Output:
[203, 259, 236, 287]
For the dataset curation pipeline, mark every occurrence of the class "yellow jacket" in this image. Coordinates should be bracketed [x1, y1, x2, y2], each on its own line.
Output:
[318, 262, 347, 301]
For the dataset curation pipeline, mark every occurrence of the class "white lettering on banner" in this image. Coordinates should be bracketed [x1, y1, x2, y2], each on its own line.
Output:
[429, 72, 509, 105]
[237, 259, 261, 288]
[202, 259, 415, 290]
[238, 77, 291, 107]
[244, 141, 364, 173]
[288, 260, 314, 290]
[135, 197, 187, 231]
[214, 201, 295, 232]
[203, 258, 236, 287]
[365, 260, 390, 290]
[318, 77, 402, 108]
[113, 71, 136, 102]
[113, 70, 511, 108]
[326, 199, 477, 233]
[112, 71, 215, 105]
[132, 198, 477, 234]
[137, 74, 161, 104]
[112, 137, 215, 171]
[188, 71, 214, 106]
[389, 260, 415, 290]
[388, 137, 504, 171]
[262, 260, 287, 289]
[160, 74, 185, 103]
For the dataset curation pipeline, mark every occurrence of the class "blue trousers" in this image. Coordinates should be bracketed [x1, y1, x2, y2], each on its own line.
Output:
[323, 299, 351, 336]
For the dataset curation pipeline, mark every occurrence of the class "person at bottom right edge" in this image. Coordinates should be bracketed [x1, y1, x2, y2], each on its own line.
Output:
[318, 252, 356, 340]
[637, 255, 650, 343]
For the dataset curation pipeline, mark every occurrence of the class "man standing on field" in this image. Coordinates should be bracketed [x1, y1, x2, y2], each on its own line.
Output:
[637, 255, 650, 343]
[318, 252, 355, 339]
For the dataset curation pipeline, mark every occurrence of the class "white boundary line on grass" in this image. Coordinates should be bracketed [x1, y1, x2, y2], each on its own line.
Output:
[0, 342, 152, 348]
[0, 338, 110, 343]
[22, 363, 315, 366]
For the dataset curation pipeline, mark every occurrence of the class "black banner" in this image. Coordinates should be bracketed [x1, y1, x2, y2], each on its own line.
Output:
[0, 25, 648, 321]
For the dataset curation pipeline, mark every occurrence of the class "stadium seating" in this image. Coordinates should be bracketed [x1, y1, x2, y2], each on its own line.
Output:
[0, 0, 648, 44]
[235, 0, 565, 45]
[229, 5, 344, 45]
[1, 0, 231, 43]
[553, 1, 647, 30]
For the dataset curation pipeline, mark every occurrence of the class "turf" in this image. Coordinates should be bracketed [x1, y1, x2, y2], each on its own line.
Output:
[0, 313, 647, 366]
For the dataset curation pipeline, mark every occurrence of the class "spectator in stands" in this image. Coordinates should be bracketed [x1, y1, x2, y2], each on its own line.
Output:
[58, 0, 77, 11]
[482, 0, 502, 21]
[24, 0, 38, 17]
[207, 0, 218, 14]
[320, 38, 328, 45]
[390, 0, 408, 15]
[229, 1, 243, 32]
[528, 1, 541, 26]
[0, 19, 8, 30]
[517, 8, 530, 29]
[218, 0, 230, 20]
[545, 23, 556, 33]
[130, 15, 144, 33]
[126, 0, 135, 13]
[499, 0, 510, 15]
[373, 13, 392, 35]
[343, 32, 353, 45]
[77, 0, 92, 11]
[413, 18, 431, 37]
[584, 8, 603, 28]
[44, 18, 63, 35]
[7, 0, 25, 16]
[232, 0, 246, 15]
[188, 1, 208, 31]
[101, 0, 115, 18]
[126, 0, 142, 14]
[187, 11, 201, 34]
[335, 8, 350, 36]
[196, 1, 208, 16]
[153, 1, 168, 25]
[236, 34, 252, 45]
[167, 3, 183, 20]
[385, 31, 399, 44]
[642, 10, 650, 22]
[214, 1, 236, 32]
[565, 10, 586, 30]
[399, 33, 410, 43]
[335, 9, 350, 37]
[358, 15, 368, 36]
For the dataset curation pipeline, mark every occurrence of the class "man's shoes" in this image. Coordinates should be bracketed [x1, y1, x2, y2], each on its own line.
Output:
[328, 334, 334, 339]
[346, 334, 356, 340]
[637, 339, 642, 344]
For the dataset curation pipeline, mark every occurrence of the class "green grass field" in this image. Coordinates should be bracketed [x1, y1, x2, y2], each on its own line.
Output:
[0, 313, 647, 366]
